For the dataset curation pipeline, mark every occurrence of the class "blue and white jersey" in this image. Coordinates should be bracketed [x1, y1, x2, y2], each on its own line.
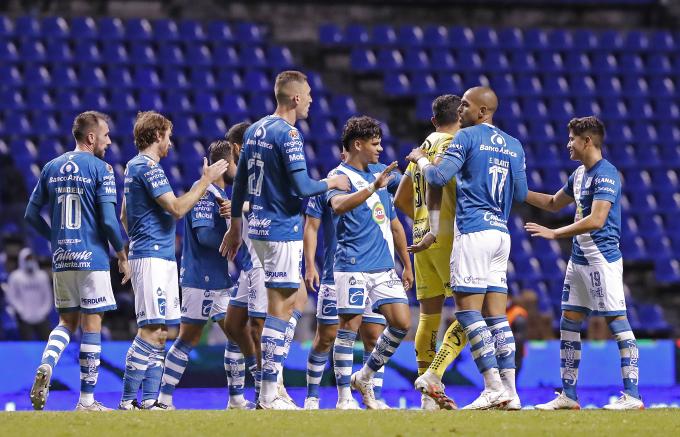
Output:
[327, 162, 397, 273]
[124, 154, 175, 261]
[241, 115, 309, 242]
[180, 184, 233, 290]
[28, 151, 117, 272]
[563, 159, 622, 265]
[442, 123, 526, 234]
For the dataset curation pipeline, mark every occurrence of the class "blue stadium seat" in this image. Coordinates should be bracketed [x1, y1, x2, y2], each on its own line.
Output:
[377, 49, 404, 71]
[129, 43, 156, 65]
[213, 44, 240, 68]
[220, 94, 249, 121]
[44, 39, 72, 63]
[248, 93, 275, 118]
[80, 66, 107, 88]
[125, 18, 153, 41]
[82, 89, 108, 110]
[516, 75, 542, 96]
[165, 91, 191, 113]
[475, 27, 498, 49]
[207, 21, 235, 44]
[152, 19, 179, 42]
[509, 51, 536, 73]
[0, 89, 24, 111]
[403, 49, 430, 72]
[331, 95, 357, 121]
[98, 17, 125, 40]
[242, 70, 269, 92]
[344, 24, 369, 45]
[136, 89, 162, 112]
[133, 66, 161, 89]
[427, 49, 455, 72]
[74, 40, 101, 63]
[179, 20, 207, 41]
[319, 23, 343, 45]
[547, 29, 572, 51]
[54, 89, 81, 111]
[42, 16, 69, 39]
[240, 45, 267, 68]
[537, 52, 564, 73]
[372, 24, 397, 46]
[19, 40, 46, 63]
[411, 72, 437, 95]
[384, 73, 410, 96]
[621, 76, 648, 97]
[0, 15, 13, 38]
[649, 76, 676, 97]
[423, 25, 448, 48]
[310, 119, 338, 142]
[157, 43, 185, 65]
[654, 258, 680, 283]
[100, 41, 129, 64]
[651, 169, 679, 193]
[70, 16, 98, 40]
[487, 73, 516, 97]
[623, 30, 648, 52]
[217, 69, 243, 91]
[189, 67, 216, 89]
[619, 53, 644, 75]
[193, 91, 220, 114]
[236, 22, 264, 44]
[350, 48, 377, 72]
[656, 191, 680, 213]
[15, 16, 40, 38]
[649, 31, 675, 52]
[108, 65, 134, 88]
[563, 52, 591, 74]
[647, 54, 672, 74]
[483, 50, 509, 72]
[172, 116, 199, 138]
[497, 28, 523, 50]
[514, 257, 542, 282]
[597, 30, 623, 52]
[4, 112, 31, 136]
[523, 28, 548, 50]
[306, 72, 326, 93]
[436, 72, 465, 95]
[24, 65, 52, 88]
[455, 49, 482, 72]
[543, 76, 569, 98]
[267, 45, 294, 69]
[447, 26, 473, 49]
[110, 90, 136, 112]
[0, 64, 22, 87]
[200, 115, 227, 138]
[398, 25, 424, 47]
[186, 44, 213, 66]
[26, 89, 53, 111]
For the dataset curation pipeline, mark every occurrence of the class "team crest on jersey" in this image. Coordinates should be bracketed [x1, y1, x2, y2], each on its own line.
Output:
[145, 158, 157, 167]
[288, 129, 300, 140]
[372, 202, 386, 224]
[59, 159, 80, 175]
[490, 132, 506, 146]
[106, 164, 114, 173]
[254, 125, 267, 138]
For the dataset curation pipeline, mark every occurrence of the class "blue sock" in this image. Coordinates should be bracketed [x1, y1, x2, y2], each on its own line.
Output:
[306, 349, 329, 399]
[609, 318, 640, 399]
[121, 336, 154, 402]
[41, 325, 71, 369]
[559, 316, 582, 401]
[363, 350, 384, 399]
[225, 340, 246, 402]
[333, 329, 356, 400]
[365, 327, 407, 375]
[142, 344, 166, 404]
[157, 339, 192, 405]
[486, 315, 517, 396]
[79, 331, 101, 405]
[456, 310, 498, 373]
[245, 355, 259, 401]
[260, 315, 288, 404]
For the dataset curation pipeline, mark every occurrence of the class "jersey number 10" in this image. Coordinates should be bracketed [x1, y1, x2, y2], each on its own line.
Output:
[57, 193, 82, 230]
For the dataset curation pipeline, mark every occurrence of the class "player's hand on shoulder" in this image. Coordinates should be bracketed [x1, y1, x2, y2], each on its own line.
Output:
[216, 197, 231, 218]
[375, 161, 398, 189]
[327, 173, 351, 192]
[407, 232, 436, 254]
[524, 222, 556, 240]
[202, 157, 229, 183]
[406, 147, 426, 163]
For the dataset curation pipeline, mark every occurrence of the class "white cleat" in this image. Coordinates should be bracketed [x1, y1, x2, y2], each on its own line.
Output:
[415, 371, 456, 410]
[499, 395, 522, 411]
[303, 397, 320, 410]
[462, 389, 511, 410]
[227, 399, 256, 410]
[421, 393, 441, 411]
[30, 364, 52, 410]
[117, 400, 142, 410]
[256, 396, 299, 410]
[603, 392, 644, 410]
[75, 400, 113, 411]
[148, 401, 175, 411]
[336, 398, 361, 410]
[535, 392, 581, 410]
[277, 382, 299, 409]
[350, 371, 378, 409]
[374, 399, 391, 410]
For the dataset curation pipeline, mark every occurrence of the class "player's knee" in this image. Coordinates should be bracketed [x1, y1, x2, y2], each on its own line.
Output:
[315, 332, 336, 352]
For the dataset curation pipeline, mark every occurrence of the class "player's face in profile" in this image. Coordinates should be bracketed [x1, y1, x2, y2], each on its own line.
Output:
[93, 120, 111, 159]
[357, 136, 382, 164]
[567, 130, 586, 161]
[223, 144, 238, 184]
[159, 129, 172, 158]
[295, 82, 313, 119]
[457, 96, 476, 128]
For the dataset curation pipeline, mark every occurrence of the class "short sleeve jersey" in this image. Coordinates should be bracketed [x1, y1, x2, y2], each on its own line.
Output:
[28, 151, 117, 272]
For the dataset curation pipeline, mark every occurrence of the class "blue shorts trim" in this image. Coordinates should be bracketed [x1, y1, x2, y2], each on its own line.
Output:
[454, 286, 487, 294]
[337, 308, 364, 315]
[264, 281, 300, 289]
[180, 317, 207, 325]
[56, 306, 81, 314]
[487, 286, 508, 294]
[248, 311, 267, 319]
[80, 304, 117, 314]
[373, 298, 409, 311]
[362, 316, 386, 326]
[211, 312, 226, 322]
[317, 318, 339, 325]
[591, 310, 627, 317]
[139, 317, 182, 327]
[228, 301, 248, 309]
[561, 304, 592, 315]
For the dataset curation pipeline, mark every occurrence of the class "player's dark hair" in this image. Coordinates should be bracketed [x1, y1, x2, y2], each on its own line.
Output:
[208, 140, 231, 165]
[568, 116, 606, 148]
[72, 111, 109, 143]
[133, 111, 173, 151]
[432, 94, 461, 126]
[341, 116, 382, 151]
[274, 70, 308, 104]
[226, 122, 251, 145]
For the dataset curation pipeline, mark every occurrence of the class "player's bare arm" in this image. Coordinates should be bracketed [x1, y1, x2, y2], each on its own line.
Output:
[525, 199, 612, 240]
[120, 196, 128, 233]
[394, 173, 414, 219]
[391, 217, 414, 290]
[330, 162, 398, 215]
[303, 216, 321, 292]
[525, 189, 574, 213]
[155, 158, 229, 219]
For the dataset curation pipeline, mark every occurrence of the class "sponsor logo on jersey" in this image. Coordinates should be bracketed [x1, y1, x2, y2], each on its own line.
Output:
[482, 212, 508, 229]
[265, 270, 287, 278]
[490, 132, 507, 147]
[106, 163, 114, 173]
[288, 153, 305, 162]
[136, 310, 146, 319]
[348, 287, 364, 306]
[372, 202, 386, 224]
[201, 299, 213, 317]
[52, 248, 93, 269]
[561, 284, 570, 302]
[60, 158, 80, 175]
[81, 296, 107, 305]
[158, 297, 166, 316]
[321, 299, 337, 317]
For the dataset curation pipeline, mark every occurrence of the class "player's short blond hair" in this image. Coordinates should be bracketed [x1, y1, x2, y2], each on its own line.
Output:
[133, 111, 173, 151]
[274, 70, 308, 105]
[72, 111, 109, 143]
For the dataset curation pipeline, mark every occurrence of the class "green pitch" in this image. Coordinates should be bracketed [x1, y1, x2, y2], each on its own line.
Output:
[2, 410, 679, 437]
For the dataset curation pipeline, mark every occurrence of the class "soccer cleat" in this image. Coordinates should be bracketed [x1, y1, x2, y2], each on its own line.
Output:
[30, 364, 52, 410]
[415, 371, 456, 410]
[148, 401, 175, 411]
[256, 396, 299, 410]
[75, 400, 112, 411]
[277, 382, 299, 409]
[227, 399, 256, 410]
[336, 398, 361, 410]
[118, 400, 143, 410]
[350, 371, 378, 409]
[462, 389, 510, 410]
[374, 399, 391, 410]
[303, 397, 320, 410]
[499, 395, 522, 411]
[141, 399, 156, 409]
[421, 393, 440, 411]
[535, 392, 581, 411]
[603, 392, 644, 410]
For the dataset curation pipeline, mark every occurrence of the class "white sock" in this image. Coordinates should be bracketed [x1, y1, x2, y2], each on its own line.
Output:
[157, 392, 173, 406]
[78, 393, 94, 406]
[499, 369, 517, 397]
[338, 386, 352, 401]
[482, 368, 504, 391]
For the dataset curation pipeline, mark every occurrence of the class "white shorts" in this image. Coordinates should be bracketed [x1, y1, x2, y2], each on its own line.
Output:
[181, 287, 230, 324]
[229, 267, 268, 318]
[561, 259, 626, 316]
[52, 270, 116, 313]
[334, 270, 408, 316]
[316, 283, 386, 325]
[450, 226, 510, 294]
[250, 239, 302, 289]
[130, 258, 181, 327]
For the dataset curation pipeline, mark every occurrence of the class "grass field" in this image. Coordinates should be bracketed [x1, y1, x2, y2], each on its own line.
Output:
[2, 410, 680, 437]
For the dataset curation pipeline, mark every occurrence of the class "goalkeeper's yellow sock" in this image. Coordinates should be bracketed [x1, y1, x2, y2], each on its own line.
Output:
[415, 313, 441, 376]
[429, 320, 467, 379]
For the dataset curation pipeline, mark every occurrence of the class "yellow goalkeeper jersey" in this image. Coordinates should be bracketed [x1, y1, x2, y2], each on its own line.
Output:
[405, 131, 456, 248]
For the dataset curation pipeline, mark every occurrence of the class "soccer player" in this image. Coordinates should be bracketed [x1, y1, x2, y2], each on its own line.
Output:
[118, 111, 229, 410]
[150, 139, 252, 410]
[25, 111, 131, 411]
[220, 71, 350, 409]
[527, 117, 643, 410]
[394, 94, 468, 410]
[303, 151, 403, 410]
[406, 86, 528, 409]
[327, 116, 413, 410]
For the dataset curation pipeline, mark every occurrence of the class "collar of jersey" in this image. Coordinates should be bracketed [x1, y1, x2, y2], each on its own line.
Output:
[138, 153, 159, 163]
[586, 158, 605, 173]
[267, 114, 294, 127]
[340, 162, 371, 174]
[482, 122, 496, 128]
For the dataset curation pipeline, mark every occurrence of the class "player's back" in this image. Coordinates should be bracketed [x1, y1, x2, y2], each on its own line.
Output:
[124, 154, 175, 261]
[448, 123, 525, 234]
[32, 151, 116, 271]
[241, 115, 308, 241]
